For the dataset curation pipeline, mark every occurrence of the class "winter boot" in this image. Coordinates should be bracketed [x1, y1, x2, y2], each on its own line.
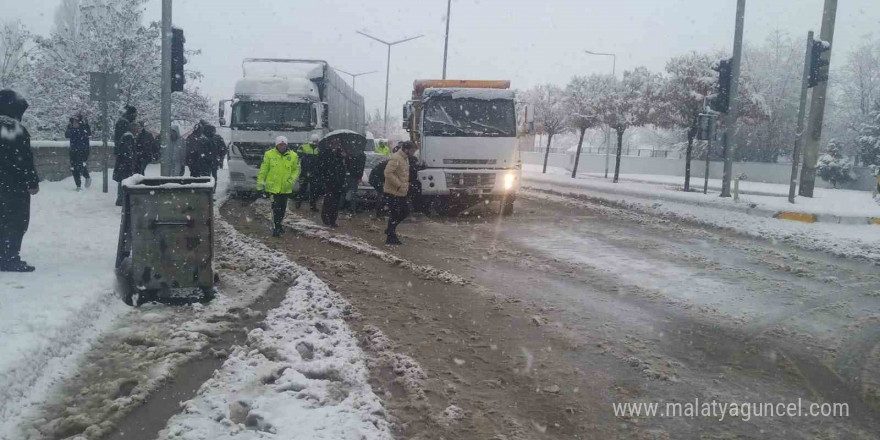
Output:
[385, 234, 403, 246]
[295, 200, 302, 209]
[1, 260, 36, 272]
[272, 225, 282, 237]
[85, 176, 92, 188]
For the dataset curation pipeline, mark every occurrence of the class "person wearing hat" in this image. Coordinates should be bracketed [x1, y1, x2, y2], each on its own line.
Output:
[295, 133, 320, 210]
[257, 136, 301, 236]
[0, 89, 39, 272]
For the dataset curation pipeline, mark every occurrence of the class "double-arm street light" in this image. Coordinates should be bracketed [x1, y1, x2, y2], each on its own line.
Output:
[336, 68, 378, 92]
[584, 49, 617, 178]
[356, 31, 424, 136]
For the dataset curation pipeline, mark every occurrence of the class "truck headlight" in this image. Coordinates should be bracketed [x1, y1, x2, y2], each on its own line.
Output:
[503, 173, 516, 191]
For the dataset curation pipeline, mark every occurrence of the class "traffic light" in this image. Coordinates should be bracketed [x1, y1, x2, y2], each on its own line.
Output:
[808, 38, 831, 88]
[710, 58, 732, 114]
[171, 27, 186, 92]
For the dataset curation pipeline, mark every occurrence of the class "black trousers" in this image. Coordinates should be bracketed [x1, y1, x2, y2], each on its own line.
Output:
[271, 193, 290, 229]
[386, 195, 409, 236]
[297, 173, 319, 208]
[0, 192, 30, 264]
[70, 149, 90, 188]
[322, 189, 342, 226]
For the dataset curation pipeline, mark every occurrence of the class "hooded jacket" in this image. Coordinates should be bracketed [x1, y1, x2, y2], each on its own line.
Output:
[0, 89, 39, 194]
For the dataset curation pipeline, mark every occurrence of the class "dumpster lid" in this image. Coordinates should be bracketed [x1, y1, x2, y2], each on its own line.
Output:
[121, 175, 214, 190]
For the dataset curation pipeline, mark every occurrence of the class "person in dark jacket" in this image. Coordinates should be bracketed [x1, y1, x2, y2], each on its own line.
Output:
[184, 121, 204, 175]
[202, 124, 225, 191]
[0, 89, 39, 272]
[65, 114, 92, 190]
[114, 105, 137, 148]
[112, 131, 137, 206]
[318, 138, 348, 227]
[133, 122, 159, 174]
[341, 149, 366, 214]
[295, 133, 320, 211]
[368, 159, 389, 217]
[186, 126, 215, 178]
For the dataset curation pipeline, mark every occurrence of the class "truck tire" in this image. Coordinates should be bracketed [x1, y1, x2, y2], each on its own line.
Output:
[433, 196, 451, 216]
[501, 198, 515, 216]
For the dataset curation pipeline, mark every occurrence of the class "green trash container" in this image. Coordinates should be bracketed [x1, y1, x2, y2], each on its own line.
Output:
[115, 176, 215, 305]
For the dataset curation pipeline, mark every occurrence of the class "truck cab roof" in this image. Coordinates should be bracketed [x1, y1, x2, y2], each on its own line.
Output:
[234, 77, 319, 102]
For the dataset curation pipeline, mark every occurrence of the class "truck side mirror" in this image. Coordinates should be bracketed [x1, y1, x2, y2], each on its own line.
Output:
[402, 103, 413, 130]
[312, 102, 327, 129]
[218, 101, 226, 127]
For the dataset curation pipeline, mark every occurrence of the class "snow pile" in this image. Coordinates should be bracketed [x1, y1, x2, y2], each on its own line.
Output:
[158, 258, 392, 439]
[252, 199, 468, 285]
[360, 325, 427, 401]
[521, 177, 880, 263]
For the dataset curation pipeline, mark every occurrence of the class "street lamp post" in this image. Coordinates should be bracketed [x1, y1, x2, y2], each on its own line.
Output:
[356, 31, 423, 136]
[442, 0, 452, 79]
[584, 49, 617, 178]
[336, 69, 378, 92]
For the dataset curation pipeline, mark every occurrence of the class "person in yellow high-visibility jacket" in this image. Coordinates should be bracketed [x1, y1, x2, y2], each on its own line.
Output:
[375, 139, 391, 156]
[257, 136, 301, 236]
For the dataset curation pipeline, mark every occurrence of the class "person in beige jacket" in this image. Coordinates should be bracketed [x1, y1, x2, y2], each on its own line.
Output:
[383, 141, 416, 245]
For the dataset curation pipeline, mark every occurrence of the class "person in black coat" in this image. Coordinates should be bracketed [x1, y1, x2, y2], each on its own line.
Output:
[368, 159, 389, 217]
[0, 89, 39, 272]
[318, 139, 348, 227]
[114, 105, 136, 147]
[112, 131, 137, 206]
[186, 127, 214, 179]
[341, 150, 366, 214]
[65, 114, 91, 190]
[202, 123, 225, 191]
[133, 122, 159, 174]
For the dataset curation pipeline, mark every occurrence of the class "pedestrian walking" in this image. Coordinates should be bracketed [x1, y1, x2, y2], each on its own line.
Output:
[0, 89, 39, 272]
[383, 141, 415, 245]
[318, 137, 348, 227]
[184, 121, 204, 175]
[133, 122, 159, 175]
[368, 159, 389, 217]
[341, 147, 366, 215]
[65, 114, 92, 191]
[168, 125, 186, 176]
[295, 133, 320, 211]
[257, 136, 300, 237]
[202, 123, 225, 191]
[185, 126, 213, 178]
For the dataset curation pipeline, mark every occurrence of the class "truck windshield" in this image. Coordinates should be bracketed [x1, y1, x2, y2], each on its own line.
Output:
[424, 98, 515, 137]
[231, 102, 312, 130]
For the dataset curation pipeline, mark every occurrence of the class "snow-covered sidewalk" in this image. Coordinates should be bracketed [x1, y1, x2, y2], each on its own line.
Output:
[521, 167, 880, 263]
[0, 174, 130, 437]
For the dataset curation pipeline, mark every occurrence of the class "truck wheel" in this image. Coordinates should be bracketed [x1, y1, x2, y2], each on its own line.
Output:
[501, 198, 515, 216]
[433, 196, 451, 216]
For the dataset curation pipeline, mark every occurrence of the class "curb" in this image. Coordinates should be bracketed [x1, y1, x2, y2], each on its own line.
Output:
[523, 175, 878, 226]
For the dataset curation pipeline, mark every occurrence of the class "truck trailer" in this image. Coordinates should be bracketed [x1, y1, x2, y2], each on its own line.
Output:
[220, 58, 365, 197]
[404, 80, 521, 215]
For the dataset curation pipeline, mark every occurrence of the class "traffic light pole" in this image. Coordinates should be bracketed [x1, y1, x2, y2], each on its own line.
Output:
[720, 0, 746, 198]
[799, 0, 838, 197]
[160, 0, 172, 176]
[789, 31, 813, 203]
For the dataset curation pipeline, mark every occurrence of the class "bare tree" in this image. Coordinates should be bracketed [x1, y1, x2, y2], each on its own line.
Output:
[525, 84, 567, 173]
[606, 67, 661, 183]
[0, 21, 32, 90]
[565, 75, 610, 178]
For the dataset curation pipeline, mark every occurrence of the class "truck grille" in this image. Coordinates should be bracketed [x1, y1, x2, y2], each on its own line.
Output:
[443, 159, 497, 165]
[234, 143, 272, 167]
[445, 173, 496, 189]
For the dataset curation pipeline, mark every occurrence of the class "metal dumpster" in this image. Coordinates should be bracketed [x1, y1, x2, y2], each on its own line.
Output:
[115, 176, 215, 305]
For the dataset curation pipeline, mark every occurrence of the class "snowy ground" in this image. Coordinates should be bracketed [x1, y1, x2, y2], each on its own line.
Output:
[522, 166, 880, 263]
[2, 165, 392, 440]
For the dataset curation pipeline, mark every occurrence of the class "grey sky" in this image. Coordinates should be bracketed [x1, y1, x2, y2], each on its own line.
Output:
[11, 0, 880, 119]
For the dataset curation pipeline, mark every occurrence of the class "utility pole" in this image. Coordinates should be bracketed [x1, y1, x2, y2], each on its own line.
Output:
[356, 31, 423, 137]
[789, 31, 814, 203]
[336, 69, 378, 92]
[160, 0, 172, 176]
[442, 0, 452, 79]
[799, 0, 838, 197]
[720, 0, 746, 197]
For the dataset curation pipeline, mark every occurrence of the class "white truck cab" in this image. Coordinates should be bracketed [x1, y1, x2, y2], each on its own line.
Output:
[405, 80, 521, 215]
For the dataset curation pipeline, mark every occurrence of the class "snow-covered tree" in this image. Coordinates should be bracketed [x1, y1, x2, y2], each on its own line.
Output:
[655, 51, 717, 189]
[816, 140, 854, 188]
[366, 108, 402, 140]
[565, 75, 610, 177]
[24, 0, 211, 138]
[0, 21, 32, 90]
[524, 84, 567, 173]
[605, 67, 662, 182]
[857, 101, 880, 167]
